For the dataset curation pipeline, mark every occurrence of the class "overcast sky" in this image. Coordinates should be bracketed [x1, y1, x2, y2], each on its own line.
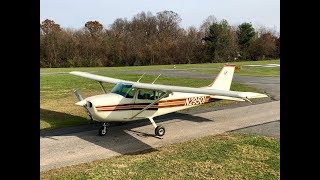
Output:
[40, 0, 280, 32]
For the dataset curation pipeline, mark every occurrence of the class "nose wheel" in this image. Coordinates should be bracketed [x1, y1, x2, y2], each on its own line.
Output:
[99, 122, 109, 136]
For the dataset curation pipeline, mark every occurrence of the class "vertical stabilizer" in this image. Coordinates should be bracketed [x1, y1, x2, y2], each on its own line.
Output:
[207, 64, 236, 91]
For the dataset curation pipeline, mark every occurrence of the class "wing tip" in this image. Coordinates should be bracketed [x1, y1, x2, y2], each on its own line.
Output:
[70, 71, 80, 74]
[70, 71, 88, 75]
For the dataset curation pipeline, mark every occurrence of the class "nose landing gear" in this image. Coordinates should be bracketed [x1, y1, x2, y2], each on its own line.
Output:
[98, 122, 109, 136]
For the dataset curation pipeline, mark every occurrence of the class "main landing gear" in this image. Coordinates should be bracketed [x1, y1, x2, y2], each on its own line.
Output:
[98, 122, 109, 136]
[98, 119, 165, 137]
[148, 117, 165, 137]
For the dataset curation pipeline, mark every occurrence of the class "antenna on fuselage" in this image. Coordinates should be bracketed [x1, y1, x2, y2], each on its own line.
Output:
[152, 74, 161, 84]
[137, 73, 145, 82]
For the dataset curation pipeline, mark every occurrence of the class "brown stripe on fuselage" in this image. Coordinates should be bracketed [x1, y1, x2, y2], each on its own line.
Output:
[158, 98, 186, 103]
[96, 96, 217, 112]
[96, 103, 153, 108]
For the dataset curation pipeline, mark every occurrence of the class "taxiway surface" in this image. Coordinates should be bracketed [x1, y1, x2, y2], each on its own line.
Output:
[41, 100, 279, 172]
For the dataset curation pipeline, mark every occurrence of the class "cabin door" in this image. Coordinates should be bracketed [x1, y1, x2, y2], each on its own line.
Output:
[132, 89, 158, 118]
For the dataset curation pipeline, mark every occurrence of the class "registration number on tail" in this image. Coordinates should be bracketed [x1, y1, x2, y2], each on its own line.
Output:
[185, 96, 206, 106]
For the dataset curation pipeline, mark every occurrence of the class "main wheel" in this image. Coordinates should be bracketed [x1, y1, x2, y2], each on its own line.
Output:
[99, 126, 107, 136]
[155, 126, 165, 136]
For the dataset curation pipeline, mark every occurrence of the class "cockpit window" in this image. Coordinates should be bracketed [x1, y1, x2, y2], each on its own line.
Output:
[111, 82, 135, 98]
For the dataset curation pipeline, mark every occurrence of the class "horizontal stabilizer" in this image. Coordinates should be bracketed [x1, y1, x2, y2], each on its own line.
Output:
[238, 92, 268, 99]
[211, 95, 245, 101]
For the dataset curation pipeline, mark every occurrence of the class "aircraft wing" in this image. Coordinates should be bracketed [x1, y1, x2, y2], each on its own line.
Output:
[133, 82, 267, 100]
[69, 71, 132, 84]
[70, 71, 267, 100]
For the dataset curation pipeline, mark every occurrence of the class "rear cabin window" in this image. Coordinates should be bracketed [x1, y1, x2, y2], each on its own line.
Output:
[138, 90, 166, 100]
[138, 89, 155, 100]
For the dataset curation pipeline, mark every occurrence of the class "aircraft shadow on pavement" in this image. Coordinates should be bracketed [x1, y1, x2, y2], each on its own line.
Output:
[158, 112, 213, 122]
[75, 124, 159, 156]
[40, 109, 213, 156]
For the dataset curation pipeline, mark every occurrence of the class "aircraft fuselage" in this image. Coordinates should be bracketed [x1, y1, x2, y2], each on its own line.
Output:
[84, 92, 217, 122]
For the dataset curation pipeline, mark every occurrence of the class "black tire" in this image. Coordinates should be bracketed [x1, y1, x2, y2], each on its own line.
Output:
[99, 126, 107, 136]
[155, 126, 165, 136]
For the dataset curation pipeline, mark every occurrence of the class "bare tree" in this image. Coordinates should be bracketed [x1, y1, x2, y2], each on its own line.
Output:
[200, 15, 218, 37]
[249, 27, 277, 60]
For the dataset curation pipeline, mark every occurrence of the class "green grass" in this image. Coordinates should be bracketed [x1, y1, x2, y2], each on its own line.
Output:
[40, 72, 266, 130]
[40, 133, 280, 179]
[194, 66, 280, 77]
[40, 59, 280, 74]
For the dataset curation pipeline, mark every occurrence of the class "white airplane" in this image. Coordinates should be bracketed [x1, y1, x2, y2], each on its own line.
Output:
[70, 64, 267, 136]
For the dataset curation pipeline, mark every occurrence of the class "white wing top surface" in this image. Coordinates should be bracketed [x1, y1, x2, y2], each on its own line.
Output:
[69, 71, 267, 100]
[133, 83, 267, 99]
[70, 71, 131, 84]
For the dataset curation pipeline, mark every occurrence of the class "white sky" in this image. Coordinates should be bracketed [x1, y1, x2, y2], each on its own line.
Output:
[40, 0, 280, 32]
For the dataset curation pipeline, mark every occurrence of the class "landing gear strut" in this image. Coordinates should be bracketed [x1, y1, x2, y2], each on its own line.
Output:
[148, 117, 165, 137]
[99, 122, 109, 136]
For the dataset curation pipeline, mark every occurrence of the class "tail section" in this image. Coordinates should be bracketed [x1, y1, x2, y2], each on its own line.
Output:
[207, 64, 236, 91]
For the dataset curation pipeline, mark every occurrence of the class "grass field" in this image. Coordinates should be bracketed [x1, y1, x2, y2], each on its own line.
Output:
[40, 71, 267, 130]
[193, 66, 279, 77]
[40, 59, 280, 76]
[40, 133, 280, 179]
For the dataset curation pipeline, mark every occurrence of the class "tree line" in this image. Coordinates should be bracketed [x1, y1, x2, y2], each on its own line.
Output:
[40, 11, 280, 68]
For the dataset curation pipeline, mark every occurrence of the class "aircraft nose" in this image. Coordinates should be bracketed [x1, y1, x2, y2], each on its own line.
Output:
[76, 100, 93, 108]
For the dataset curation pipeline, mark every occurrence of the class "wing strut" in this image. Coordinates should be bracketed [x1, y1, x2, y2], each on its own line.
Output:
[137, 73, 145, 82]
[98, 81, 107, 94]
[129, 92, 169, 119]
[152, 74, 161, 84]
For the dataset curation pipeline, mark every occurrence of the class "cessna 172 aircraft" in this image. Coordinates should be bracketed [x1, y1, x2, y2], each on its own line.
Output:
[70, 64, 267, 136]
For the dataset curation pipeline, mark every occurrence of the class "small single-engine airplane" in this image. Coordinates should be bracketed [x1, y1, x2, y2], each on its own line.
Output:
[70, 64, 267, 136]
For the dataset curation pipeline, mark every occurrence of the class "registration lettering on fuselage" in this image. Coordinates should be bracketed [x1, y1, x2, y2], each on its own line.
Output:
[185, 96, 206, 106]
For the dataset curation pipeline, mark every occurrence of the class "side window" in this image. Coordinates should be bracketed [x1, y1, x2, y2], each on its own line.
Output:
[138, 89, 155, 100]
[125, 88, 136, 98]
[154, 91, 166, 99]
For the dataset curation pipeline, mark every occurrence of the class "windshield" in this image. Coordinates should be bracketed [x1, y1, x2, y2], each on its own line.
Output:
[111, 82, 135, 97]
